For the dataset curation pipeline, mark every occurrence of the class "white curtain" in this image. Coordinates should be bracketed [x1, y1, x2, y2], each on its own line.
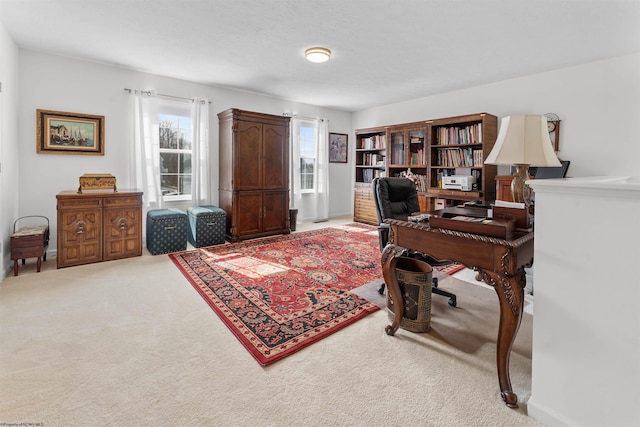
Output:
[316, 118, 329, 221]
[290, 119, 303, 212]
[191, 99, 210, 205]
[290, 117, 329, 222]
[129, 91, 211, 210]
[130, 92, 163, 210]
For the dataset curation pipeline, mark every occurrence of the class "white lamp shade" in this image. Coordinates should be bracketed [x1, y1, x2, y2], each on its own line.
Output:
[485, 115, 561, 167]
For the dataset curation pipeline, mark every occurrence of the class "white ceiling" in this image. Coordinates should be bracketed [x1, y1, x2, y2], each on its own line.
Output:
[1, 0, 639, 112]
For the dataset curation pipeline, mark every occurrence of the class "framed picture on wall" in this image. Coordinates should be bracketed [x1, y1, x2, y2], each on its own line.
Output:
[36, 109, 105, 155]
[329, 132, 348, 163]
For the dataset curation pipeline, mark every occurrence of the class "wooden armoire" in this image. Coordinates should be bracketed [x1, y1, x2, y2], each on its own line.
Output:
[217, 108, 291, 241]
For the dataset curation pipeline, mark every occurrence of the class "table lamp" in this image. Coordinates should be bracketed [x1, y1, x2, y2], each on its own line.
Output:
[485, 115, 561, 206]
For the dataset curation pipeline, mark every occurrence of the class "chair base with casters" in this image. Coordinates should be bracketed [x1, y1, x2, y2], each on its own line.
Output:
[372, 176, 457, 308]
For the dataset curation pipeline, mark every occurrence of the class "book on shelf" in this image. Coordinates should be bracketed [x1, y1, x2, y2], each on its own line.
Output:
[361, 168, 386, 183]
[436, 147, 477, 167]
[436, 123, 483, 145]
[363, 153, 386, 166]
[392, 145, 405, 164]
[410, 148, 424, 165]
[359, 134, 387, 150]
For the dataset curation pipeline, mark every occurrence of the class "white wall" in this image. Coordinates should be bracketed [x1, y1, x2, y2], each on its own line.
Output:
[0, 21, 20, 281]
[6, 47, 640, 281]
[528, 177, 640, 426]
[353, 53, 640, 179]
[9, 50, 353, 277]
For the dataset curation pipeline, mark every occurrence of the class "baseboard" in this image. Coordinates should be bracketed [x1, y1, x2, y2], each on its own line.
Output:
[527, 396, 574, 427]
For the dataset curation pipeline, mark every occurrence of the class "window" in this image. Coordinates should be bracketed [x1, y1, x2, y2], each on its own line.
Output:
[159, 108, 192, 201]
[299, 121, 317, 192]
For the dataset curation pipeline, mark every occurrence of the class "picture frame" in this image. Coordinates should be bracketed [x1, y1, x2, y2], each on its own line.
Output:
[36, 109, 105, 155]
[328, 132, 348, 163]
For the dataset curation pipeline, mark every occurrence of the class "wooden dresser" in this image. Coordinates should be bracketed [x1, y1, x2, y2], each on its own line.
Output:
[56, 190, 143, 268]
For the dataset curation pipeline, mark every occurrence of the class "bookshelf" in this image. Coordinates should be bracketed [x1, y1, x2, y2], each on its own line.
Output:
[386, 122, 429, 193]
[427, 113, 497, 204]
[354, 127, 387, 225]
[353, 113, 498, 225]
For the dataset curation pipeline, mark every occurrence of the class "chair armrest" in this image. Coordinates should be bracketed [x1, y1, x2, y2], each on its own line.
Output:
[377, 223, 390, 252]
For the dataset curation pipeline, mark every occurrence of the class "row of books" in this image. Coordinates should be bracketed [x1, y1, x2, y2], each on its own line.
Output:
[391, 172, 429, 192]
[435, 147, 483, 167]
[390, 144, 405, 164]
[361, 168, 386, 183]
[410, 149, 425, 165]
[360, 153, 386, 166]
[413, 174, 428, 192]
[435, 123, 483, 145]
[358, 134, 387, 150]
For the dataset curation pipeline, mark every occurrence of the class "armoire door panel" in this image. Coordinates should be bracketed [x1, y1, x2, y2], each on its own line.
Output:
[263, 191, 288, 232]
[262, 124, 288, 190]
[235, 192, 263, 237]
[235, 121, 262, 190]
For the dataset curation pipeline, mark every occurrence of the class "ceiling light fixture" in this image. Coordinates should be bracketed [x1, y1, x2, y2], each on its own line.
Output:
[305, 47, 331, 63]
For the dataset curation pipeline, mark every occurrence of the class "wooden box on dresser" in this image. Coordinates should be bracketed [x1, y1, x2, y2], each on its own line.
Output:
[218, 109, 291, 241]
[56, 190, 143, 268]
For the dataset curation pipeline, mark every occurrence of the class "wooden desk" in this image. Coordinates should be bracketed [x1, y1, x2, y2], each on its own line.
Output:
[381, 218, 534, 408]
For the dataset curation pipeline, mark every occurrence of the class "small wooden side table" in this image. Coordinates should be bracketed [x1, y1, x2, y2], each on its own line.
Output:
[10, 216, 50, 276]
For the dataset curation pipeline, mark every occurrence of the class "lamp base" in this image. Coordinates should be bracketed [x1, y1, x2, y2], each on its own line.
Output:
[511, 164, 532, 207]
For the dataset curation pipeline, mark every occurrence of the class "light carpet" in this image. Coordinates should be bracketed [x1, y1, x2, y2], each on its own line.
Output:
[0, 251, 541, 427]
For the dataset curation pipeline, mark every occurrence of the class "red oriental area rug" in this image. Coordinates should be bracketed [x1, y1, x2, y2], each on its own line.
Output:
[169, 224, 382, 366]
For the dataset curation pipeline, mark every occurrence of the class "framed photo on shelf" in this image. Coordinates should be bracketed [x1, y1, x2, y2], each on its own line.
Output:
[36, 109, 105, 155]
[329, 132, 348, 163]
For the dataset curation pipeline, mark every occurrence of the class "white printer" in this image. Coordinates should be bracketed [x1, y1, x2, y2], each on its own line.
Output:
[442, 175, 476, 191]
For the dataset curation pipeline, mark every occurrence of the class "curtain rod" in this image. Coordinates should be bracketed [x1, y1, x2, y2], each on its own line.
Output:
[123, 88, 209, 104]
[283, 113, 324, 122]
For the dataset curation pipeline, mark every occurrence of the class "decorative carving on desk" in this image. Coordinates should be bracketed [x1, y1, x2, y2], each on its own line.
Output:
[385, 219, 534, 249]
[500, 251, 513, 277]
[478, 269, 519, 317]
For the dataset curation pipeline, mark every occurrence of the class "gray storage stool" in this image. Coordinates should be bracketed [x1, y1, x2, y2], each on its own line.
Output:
[146, 208, 187, 255]
[187, 205, 226, 247]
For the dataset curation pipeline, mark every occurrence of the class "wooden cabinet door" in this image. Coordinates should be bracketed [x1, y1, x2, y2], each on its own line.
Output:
[58, 209, 102, 267]
[235, 120, 262, 191]
[263, 190, 288, 233]
[262, 123, 289, 190]
[234, 191, 263, 238]
[103, 206, 142, 261]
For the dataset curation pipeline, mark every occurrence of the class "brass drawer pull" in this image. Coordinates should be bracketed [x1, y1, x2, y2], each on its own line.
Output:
[164, 225, 177, 230]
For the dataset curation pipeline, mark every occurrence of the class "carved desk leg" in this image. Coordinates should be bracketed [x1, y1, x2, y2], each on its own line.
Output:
[478, 267, 526, 408]
[382, 244, 409, 336]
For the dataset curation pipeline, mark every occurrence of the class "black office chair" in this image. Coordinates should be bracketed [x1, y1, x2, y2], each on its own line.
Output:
[373, 176, 457, 307]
